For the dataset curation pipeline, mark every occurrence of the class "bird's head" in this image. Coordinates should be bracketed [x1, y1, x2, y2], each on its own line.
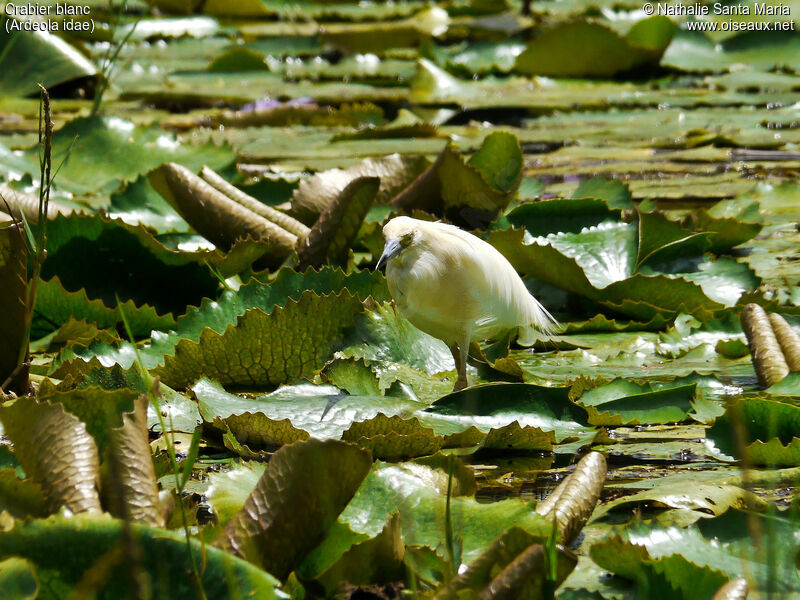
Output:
[376, 216, 419, 271]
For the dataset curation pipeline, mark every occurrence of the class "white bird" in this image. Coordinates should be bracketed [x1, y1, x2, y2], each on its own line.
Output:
[376, 216, 557, 391]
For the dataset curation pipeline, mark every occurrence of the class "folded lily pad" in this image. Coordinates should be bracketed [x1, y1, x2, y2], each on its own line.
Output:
[488, 220, 759, 320]
[0, 399, 101, 515]
[0, 29, 96, 97]
[214, 439, 372, 580]
[393, 131, 523, 228]
[574, 379, 697, 425]
[37, 214, 220, 321]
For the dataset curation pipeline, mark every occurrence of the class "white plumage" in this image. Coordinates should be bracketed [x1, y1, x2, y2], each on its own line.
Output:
[376, 216, 557, 391]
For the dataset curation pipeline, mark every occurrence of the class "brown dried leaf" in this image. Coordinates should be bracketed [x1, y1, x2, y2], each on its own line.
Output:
[741, 304, 790, 387]
[149, 162, 296, 262]
[391, 150, 444, 214]
[478, 543, 576, 600]
[0, 399, 101, 515]
[213, 439, 372, 580]
[102, 395, 165, 527]
[768, 313, 800, 372]
[200, 166, 310, 240]
[291, 154, 429, 224]
[535, 451, 606, 545]
[296, 176, 379, 270]
[0, 184, 69, 223]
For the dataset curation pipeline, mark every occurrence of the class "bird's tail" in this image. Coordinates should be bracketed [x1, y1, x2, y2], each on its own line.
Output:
[516, 296, 560, 346]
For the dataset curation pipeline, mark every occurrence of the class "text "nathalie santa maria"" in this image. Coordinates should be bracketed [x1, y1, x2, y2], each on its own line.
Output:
[656, 2, 790, 15]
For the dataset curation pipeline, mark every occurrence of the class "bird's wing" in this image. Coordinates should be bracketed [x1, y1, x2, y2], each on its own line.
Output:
[451, 229, 558, 342]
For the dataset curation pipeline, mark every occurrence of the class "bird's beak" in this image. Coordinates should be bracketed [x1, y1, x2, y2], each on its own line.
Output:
[376, 239, 403, 271]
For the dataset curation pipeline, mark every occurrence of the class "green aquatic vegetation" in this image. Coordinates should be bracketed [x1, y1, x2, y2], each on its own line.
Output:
[0, 1, 799, 598]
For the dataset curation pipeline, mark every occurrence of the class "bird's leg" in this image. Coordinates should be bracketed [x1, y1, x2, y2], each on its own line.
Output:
[449, 340, 468, 392]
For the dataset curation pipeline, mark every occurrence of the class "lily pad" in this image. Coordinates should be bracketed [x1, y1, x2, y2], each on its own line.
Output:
[515, 17, 675, 77]
[19, 116, 233, 195]
[155, 289, 365, 389]
[706, 396, 800, 466]
[0, 29, 96, 97]
[0, 515, 282, 599]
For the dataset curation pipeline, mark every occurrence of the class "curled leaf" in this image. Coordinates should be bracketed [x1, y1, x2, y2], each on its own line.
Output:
[200, 166, 310, 239]
[0, 399, 101, 515]
[297, 176, 379, 269]
[102, 395, 165, 527]
[291, 154, 429, 224]
[535, 451, 606, 544]
[712, 577, 749, 600]
[149, 162, 296, 260]
[0, 184, 69, 223]
[741, 304, 789, 387]
[213, 439, 372, 580]
[392, 132, 522, 228]
[768, 313, 800, 372]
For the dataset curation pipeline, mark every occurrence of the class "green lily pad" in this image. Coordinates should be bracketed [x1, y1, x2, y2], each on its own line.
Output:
[194, 378, 422, 442]
[36, 214, 221, 321]
[418, 383, 594, 451]
[108, 175, 190, 234]
[590, 532, 729, 599]
[707, 396, 800, 466]
[34, 276, 176, 338]
[0, 515, 282, 599]
[311, 460, 552, 564]
[142, 267, 388, 369]
[19, 116, 233, 195]
[591, 482, 766, 523]
[515, 17, 675, 77]
[0, 28, 96, 97]
[337, 301, 454, 376]
[155, 289, 365, 389]
[575, 379, 697, 426]
[489, 221, 758, 320]
[662, 29, 800, 73]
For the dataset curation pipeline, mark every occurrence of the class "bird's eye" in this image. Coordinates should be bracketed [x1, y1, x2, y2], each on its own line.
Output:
[400, 232, 414, 246]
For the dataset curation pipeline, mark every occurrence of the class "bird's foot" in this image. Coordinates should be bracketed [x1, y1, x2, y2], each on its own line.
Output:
[452, 377, 468, 393]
